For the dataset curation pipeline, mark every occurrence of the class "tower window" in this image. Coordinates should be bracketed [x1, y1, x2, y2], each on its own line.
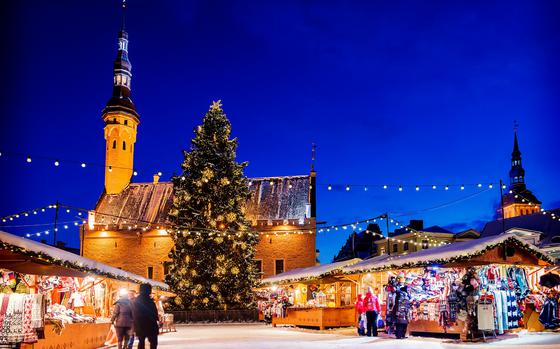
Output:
[124, 120, 128, 126]
[112, 140, 116, 149]
[122, 141, 126, 150]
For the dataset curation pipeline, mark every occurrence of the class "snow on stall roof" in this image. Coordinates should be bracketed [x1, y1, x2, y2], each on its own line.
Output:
[261, 258, 361, 284]
[0, 231, 168, 290]
[343, 234, 552, 274]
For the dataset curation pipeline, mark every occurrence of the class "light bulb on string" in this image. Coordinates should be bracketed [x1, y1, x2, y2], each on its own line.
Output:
[108, 166, 113, 172]
[460, 185, 465, 190]
[346, 185, 350, 191]
[364, 186, 368, 191]
[133, 171, 138, 176]
[54, 160, 60, 167]
[445, 185, 449, 191]
[415, 186, 420, 191]
[26, 156, 32, 163]
[383, 185, 388, 190]
[477, 183, 482, 188]
[81, 163, 86, 168]
[502, 184, 507, 189]
[327, 184, 332, 191]
[398, 186, 403, 192]
[489, 184, 493, 189]
[432, 185, 436, 190]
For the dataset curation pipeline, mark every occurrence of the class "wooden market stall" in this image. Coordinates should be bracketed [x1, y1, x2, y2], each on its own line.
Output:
[341, 234, 554, 341]
[258, 258, 361, 330]
[0, 230, 169, 349]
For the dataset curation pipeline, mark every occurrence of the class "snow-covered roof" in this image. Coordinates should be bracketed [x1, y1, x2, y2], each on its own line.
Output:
[0, 231, 168, 290]
[261, 258, 361, 285]
[343, 234, 553, 274]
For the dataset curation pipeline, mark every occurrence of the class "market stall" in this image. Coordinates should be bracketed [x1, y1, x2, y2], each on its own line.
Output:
[342, 234, 555, 341]
[258, 258, 361, 330]
[0, 231, 169, 349]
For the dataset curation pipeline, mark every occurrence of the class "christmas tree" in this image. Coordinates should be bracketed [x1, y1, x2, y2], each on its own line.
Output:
[166, 100, 259, 310]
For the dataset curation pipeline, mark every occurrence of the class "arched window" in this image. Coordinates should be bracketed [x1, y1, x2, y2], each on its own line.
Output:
[122, 141, 126, 151]
[112, 140, 116, 149]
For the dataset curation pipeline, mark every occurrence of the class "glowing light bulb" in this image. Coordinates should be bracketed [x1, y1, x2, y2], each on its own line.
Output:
[445, 185, 449, 191]
[158, 171, 162, 176]
[133, 171, 138, 176]
[346, 185, 350, 191]
[489, 184, 493, 189]
[54, 160, 60, 166]
[398, 186, 403, 192]
[432, 185, 437, 189]
[415, 186, 420, 191]
[81, 163, 86, 168]
[477, 183, 482, 188]
[26, 156, 32, 163]
[460, 185, 465, 190]
[383, 185, 388, 189]
[328, 185, 332, 190]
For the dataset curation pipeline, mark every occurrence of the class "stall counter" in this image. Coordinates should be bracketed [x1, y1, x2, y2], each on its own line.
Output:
[273, 306, 355, 330]
[21, 322, 111, 349]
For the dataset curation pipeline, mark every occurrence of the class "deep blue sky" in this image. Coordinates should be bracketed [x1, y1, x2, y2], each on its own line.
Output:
[1, 0, 559, 263]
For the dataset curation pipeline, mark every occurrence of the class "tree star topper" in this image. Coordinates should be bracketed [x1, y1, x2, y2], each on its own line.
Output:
[210, 100, 223, 111]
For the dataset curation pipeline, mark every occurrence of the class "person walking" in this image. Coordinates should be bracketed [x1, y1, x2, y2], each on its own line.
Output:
[363, 290, 380, 337]
[132, 284, 159, 349]
[111, 290, 134, 349]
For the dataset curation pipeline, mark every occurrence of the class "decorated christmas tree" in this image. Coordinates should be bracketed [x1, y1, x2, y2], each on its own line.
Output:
[166, 100, 259, 310]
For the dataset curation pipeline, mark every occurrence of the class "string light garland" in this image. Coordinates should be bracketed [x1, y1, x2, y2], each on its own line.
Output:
[0, 204, 57, 223]
[1, 150, 500, 195]
[509, 191, 560, 222]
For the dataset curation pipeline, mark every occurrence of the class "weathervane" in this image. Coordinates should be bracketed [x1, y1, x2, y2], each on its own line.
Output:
[311, 143, 316, 171]
[514, 120, 519, 132]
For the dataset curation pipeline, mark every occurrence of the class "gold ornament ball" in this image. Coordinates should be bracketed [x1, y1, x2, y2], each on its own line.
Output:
[202, 297, 209, 304]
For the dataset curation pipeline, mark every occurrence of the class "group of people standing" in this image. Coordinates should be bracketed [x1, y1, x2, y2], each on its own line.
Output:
[110, 283, 160, 349]
[355, 281, 411, 339]
[355, 290, 381, 336]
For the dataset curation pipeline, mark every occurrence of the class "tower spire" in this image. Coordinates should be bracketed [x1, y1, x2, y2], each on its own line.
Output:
[509, 124, 524, 188]
[101, 0, 140, 195]
[121, 0, 126, 32]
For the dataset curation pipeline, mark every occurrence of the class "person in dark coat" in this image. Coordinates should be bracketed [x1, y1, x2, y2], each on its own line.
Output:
[111, 291, 134, 349]
[132, 283, 159, 349]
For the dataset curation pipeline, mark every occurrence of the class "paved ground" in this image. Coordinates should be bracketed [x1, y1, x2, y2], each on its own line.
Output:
[140, 323, 560, 349]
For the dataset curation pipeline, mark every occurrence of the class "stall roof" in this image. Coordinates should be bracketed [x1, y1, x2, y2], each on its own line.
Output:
[343, 234, 553, 274]
[261, 258, 361, 285]
[0, 231, 168, 290]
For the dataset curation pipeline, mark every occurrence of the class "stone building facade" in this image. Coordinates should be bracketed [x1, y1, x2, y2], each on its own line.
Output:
[81, 15, 317, 282]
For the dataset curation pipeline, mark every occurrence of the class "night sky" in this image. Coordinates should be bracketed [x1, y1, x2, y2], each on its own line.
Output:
[1, 0, 559, 263]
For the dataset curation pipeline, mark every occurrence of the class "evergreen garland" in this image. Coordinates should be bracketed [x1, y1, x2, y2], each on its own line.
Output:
[165, 101, 259, 310]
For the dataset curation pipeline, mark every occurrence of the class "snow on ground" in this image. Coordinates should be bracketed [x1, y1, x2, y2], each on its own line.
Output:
[144, 323, 560, 349]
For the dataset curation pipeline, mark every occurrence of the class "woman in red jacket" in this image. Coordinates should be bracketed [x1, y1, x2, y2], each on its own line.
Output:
[363, 291, 380, 336]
